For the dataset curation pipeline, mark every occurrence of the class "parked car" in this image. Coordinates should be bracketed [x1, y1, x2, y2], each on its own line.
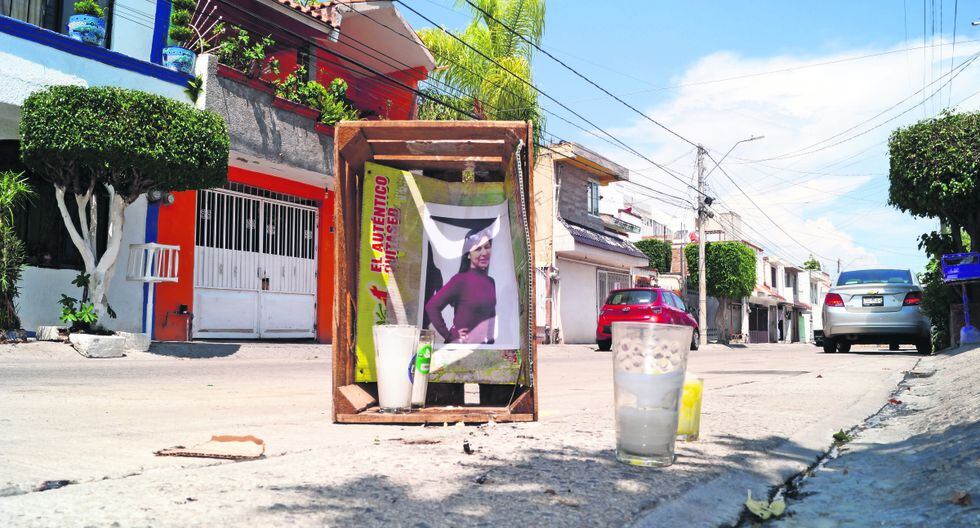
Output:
[822, 269, 931, 354]
[595, 287, 700, 351]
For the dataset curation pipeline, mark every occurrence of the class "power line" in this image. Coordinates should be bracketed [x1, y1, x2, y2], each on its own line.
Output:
[457, 0, 703, 152]
[395, 0, 708, 197]
[742, 51, 978, 163]
[333, 0, 703, 201]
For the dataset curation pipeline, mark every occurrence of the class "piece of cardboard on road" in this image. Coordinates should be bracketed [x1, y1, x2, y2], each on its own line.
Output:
[155, 435, 265, 460]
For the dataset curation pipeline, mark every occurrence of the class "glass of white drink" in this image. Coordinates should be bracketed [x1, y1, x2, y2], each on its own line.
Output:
[373, 324, 419, 413]
[612, 321, 692, 467]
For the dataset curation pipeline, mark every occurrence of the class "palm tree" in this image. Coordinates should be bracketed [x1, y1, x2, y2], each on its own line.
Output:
[417, 0, 545, 140]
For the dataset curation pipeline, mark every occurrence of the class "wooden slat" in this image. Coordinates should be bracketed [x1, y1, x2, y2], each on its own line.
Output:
[367, 139, 507, 158]
[356, 120, 527, 142]
[336, 406, 536, 424]
[337, 384, 376, 413]
[363, 159, 503, 172]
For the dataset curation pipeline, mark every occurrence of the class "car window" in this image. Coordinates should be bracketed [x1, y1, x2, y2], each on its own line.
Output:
[672, 293, 687, 311]
[837, 269, 912, 285]
[605, 290, 654, 305]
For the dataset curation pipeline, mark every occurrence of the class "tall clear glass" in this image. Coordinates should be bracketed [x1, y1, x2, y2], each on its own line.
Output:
[612, 322, 692, 467]
[373, 325, 418, 413]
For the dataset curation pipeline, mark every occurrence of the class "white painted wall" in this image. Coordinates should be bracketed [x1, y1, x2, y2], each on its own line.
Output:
[17, 197, 148, 334]
[0, 32, 188, 109]
[110, 0, 159, 62]
[556, 258, 598, 344]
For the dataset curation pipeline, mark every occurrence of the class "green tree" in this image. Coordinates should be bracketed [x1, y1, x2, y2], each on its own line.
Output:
[0, 171, 34, 330]
[888, 110, 980, 251]
[685, 241, 757, 343]
[417, 0, 545, 143]
[803, 255, 821, 270]
[20, 86, 229, 326]
[634, 238, 671, 272]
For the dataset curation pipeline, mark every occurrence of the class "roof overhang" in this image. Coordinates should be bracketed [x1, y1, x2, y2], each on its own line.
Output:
[328, 1, 436, 75]
[547, 142, 629, 184]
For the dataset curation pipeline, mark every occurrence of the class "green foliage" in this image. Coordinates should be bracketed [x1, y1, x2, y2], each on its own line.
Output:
[0, 171, 33, 330]
[19, 85, 229, 203]
[919, 259, 958, 350]
[58, 294, 98, 331]
[417, 0, 546, 145]
[634, 238, 671, 272]
[213, 27, 279, 78]
[73, 0, 104, 18]
[684, 241, 757, 300]
[275, 67, 359, 125]
[171, 0, 196, 10]
[832, 429, 853, 445]
[184, 75, 204, 103]
[168, 24, 194, 45]
[58, 272, 116, 332]
[888, 110, 980, 251]
[0, 171, 35, 228]
[0, 227, 26, 330]
[803, 255, 821, 270]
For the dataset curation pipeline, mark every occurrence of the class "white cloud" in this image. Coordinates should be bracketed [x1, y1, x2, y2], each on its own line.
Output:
[589, 38, 980, 273]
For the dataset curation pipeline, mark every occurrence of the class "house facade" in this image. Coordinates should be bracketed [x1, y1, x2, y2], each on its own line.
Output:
[1, 0, 432, 342]
[533, 142, 647, 344]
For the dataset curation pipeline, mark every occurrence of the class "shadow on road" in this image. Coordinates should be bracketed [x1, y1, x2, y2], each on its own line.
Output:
[251, 433, 821, 527]
[148, 342, 241, 358]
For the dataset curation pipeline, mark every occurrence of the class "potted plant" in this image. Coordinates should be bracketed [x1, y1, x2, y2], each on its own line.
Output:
[67, 1, 106, 46]
[162, 0, 199, 74]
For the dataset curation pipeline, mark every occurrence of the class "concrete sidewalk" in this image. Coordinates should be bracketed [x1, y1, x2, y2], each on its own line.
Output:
[0, 342, 920, 526]
[770, 344, 980, 527]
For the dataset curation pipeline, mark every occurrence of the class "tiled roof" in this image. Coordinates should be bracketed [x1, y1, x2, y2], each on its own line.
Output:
[272, 0, 360, 27]
[560, 218, 647, 259]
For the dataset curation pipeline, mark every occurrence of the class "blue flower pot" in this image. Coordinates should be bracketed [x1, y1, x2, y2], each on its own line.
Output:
[67, 14, 105, 46]
[162, 46, 197, 75]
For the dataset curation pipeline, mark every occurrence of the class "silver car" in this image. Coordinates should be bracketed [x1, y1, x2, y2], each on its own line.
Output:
[822, 269, 931, 354]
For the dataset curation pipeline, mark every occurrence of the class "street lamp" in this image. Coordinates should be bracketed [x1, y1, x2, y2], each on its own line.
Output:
[696, 135, 764, 347]
[704, 135, 765, 179]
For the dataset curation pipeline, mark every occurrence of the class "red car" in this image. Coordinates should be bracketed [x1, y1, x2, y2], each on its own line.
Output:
[595, 287, 700, 351]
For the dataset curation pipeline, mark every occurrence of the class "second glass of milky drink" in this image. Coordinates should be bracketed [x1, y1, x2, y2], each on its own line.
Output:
[373, 325, 419, 413]
[612, 321, 692, 467]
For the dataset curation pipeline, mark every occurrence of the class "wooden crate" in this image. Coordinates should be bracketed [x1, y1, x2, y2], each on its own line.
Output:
[332, 121, 537, 424]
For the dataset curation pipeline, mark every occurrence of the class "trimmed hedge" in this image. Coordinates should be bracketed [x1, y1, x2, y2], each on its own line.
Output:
[19, 85, 229, 202]
[634, 238, 672, 272]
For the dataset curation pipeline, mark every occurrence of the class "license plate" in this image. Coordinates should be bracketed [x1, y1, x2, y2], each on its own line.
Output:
[862, 296, 884, 307]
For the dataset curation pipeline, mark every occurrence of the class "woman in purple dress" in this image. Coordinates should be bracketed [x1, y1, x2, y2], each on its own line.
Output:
[424, 226, 497, 344]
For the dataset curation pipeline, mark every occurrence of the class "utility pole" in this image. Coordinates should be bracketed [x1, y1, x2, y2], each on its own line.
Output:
[696, 145, 708, 347]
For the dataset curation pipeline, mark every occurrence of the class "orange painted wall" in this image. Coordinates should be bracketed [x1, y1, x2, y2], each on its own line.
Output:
[153, 190, 197, 341]
[152, 167, 335, 343]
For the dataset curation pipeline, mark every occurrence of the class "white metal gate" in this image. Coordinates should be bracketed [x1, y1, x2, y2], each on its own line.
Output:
[193, 188, 318, 338]
[597, 269, 631, 312]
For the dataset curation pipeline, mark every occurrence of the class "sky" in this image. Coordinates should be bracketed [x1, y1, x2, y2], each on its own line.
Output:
[400, 0, 980, 275]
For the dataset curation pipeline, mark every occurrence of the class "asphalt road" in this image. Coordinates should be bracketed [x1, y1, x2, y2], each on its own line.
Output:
[0, 341, 921, 527]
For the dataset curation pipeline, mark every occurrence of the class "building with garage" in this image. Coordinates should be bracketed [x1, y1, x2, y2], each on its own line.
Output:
[2, 0, 433, 343]
[533, 142, 647, 345]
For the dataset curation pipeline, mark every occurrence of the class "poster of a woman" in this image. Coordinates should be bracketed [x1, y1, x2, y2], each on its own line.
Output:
[417, 202, 519, 350]
[424, 226, 497, 344]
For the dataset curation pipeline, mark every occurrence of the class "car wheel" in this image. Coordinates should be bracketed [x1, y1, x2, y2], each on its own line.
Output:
[690, 329, 700, 351]
[597, 339, 611, 352]
[889, 343, 900, 351]
[837, 342, 852, 353]
[822, 339, 836, 353]
[916, 338, 932, 355]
